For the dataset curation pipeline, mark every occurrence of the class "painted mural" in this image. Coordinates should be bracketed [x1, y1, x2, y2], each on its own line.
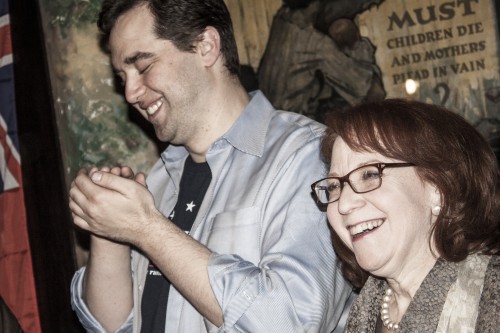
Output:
[37, 0, 500, 190]
[38, 0, 159, 187]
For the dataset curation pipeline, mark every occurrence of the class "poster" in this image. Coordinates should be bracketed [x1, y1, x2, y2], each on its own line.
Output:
[358, 0, 500, 123]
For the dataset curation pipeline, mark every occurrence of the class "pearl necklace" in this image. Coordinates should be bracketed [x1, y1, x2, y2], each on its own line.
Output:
[380, 288, 400, 331]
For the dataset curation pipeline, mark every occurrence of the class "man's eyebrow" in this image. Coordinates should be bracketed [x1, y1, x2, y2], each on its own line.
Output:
[124, 52, 155, 65]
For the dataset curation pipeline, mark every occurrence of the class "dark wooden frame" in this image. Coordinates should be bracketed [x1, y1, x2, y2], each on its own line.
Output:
[9, 0, 84, 331]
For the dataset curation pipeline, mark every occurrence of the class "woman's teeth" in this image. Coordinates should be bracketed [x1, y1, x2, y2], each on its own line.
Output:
[349, 219, 383, 236]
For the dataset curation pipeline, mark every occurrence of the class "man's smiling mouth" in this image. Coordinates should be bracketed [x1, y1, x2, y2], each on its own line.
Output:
[147, 98, 163, 115]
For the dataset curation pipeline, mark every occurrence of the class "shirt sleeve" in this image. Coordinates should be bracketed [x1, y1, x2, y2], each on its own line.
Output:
[71, 267, 134, 333]
[207, 136, 353, 332]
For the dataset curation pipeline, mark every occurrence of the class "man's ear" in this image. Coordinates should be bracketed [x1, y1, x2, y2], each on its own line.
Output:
[197, 26, 221, 67]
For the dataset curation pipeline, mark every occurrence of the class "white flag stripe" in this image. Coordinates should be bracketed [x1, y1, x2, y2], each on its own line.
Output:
[0, 141, 19, 190]
[0, 114, 20, 163]
[0, 14, 9, 28]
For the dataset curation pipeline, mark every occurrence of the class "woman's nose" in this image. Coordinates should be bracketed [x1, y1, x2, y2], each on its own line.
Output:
[337, 182, 364, 215]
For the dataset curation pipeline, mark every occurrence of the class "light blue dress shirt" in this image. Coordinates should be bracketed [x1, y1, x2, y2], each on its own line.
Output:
[71, 91, 352, 333]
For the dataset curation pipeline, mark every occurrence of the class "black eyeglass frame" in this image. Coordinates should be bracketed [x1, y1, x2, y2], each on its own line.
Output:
[310, 162, 416, 205]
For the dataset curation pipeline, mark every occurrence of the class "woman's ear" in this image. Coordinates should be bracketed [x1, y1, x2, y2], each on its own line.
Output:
[428, 184, 443, 216]
[197, 26, 221, 67]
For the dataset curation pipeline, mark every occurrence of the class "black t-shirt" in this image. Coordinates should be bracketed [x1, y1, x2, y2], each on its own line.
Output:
[140, 156, 212, 333]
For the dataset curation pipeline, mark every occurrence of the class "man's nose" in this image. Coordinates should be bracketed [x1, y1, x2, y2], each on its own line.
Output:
[124, 75, 145, 105]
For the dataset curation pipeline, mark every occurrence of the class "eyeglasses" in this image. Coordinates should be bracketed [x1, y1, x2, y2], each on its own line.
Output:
[311, 162, 415, 205]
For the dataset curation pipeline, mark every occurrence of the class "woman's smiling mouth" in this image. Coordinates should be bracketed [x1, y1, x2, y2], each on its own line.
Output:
[348, 219, 384, 237]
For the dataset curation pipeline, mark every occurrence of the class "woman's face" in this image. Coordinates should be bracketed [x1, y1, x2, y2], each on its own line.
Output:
[326, 138, 440, 279]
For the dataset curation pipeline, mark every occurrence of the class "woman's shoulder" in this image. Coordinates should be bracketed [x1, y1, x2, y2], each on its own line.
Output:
[483, 254, 499, 288]
[481, 254, 499, 299]
[486, 253, 500, 268]
[475, 255, 499, 332]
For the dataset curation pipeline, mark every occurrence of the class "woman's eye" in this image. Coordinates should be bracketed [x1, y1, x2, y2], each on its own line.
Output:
[327, 182, 340, 192]
[363, 171, 380, 180]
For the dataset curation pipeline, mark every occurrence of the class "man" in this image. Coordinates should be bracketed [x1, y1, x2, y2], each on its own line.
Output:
[69, 0, 352, 332]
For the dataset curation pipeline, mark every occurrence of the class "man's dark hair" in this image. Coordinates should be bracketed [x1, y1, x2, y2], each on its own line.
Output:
[98, 0, 240, 76]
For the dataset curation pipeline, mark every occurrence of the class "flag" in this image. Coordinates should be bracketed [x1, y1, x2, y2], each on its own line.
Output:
[0, 0, 42, 332]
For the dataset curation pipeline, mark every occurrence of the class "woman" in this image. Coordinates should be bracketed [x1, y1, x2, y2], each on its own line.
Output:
[311, 99, 499, 332]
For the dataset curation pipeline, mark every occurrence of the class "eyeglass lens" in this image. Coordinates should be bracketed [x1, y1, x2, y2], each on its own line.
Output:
[316, 164, 382, 203]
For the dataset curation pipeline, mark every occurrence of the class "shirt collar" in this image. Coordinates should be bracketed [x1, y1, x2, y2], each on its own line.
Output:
[162, 90, 274, 162]
[221, 90, 274, 157]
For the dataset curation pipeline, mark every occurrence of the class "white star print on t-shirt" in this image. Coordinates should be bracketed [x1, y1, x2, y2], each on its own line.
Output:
[169, 211, 175, 219]
[186, 201, 196, 212]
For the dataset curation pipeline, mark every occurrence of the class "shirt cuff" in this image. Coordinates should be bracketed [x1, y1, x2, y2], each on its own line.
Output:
[207, 253, 262, 329]
[71, 267, 134, 333]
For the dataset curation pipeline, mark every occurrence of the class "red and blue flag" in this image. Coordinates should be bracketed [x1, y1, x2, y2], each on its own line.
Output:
[0, 0, 20, 192]
[0, 0, 42, 332]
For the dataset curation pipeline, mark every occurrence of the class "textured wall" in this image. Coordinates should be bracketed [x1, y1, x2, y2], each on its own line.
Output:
[36, 0, 282, 189]
[225, 0, 282, 71]
[38, 0, 160, 189]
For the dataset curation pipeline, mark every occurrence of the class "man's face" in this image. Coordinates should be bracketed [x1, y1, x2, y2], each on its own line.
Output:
[108, 4, 207, 145]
